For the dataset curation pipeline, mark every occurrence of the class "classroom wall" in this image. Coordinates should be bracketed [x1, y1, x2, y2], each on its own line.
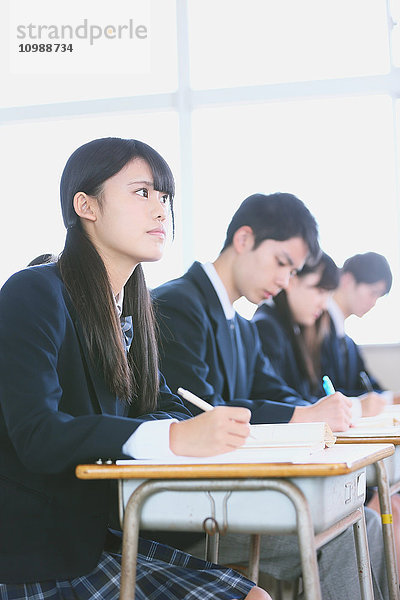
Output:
[361, 343, 400, 392]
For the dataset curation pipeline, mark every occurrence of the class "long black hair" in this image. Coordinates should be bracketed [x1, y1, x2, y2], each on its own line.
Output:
[58, 137, 175, 414]
[274, 252, 339, 394]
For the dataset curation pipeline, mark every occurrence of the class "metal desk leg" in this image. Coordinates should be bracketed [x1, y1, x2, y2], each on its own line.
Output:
[353, 506, 374, 600]
[118, 477, 351, 600]
[248, 534, 261, 584]
[375, 459, 400, 600]
[205, 531, 220, 563]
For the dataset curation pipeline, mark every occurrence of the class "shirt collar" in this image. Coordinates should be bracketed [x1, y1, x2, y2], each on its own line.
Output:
[201, 262, 235, 320]
[114, 288, 124, 318]
[328, 297, 346, 337]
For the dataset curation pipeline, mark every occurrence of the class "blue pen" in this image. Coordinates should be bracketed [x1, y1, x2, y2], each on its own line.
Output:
[322, 375, 336, 395]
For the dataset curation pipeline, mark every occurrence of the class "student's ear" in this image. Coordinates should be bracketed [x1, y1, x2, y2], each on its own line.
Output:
[340, 271, 356, 290]
[232, 226, 255, 254]
[73, 192, 97, 222]
[286, 275, 297, 291]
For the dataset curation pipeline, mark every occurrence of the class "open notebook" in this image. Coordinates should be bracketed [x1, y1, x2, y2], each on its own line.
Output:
[338, 413, 400, 437]
[245, 422, 336, 449]
[116, 422, 336, 465]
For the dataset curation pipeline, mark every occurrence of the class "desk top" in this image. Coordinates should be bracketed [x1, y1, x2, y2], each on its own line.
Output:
[76, 443, 394, 480]
[337, 436, 400, 445]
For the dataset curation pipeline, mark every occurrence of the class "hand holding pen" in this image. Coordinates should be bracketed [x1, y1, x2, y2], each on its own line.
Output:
[168, 388, 252, 456]
[322, 375, 336, 396]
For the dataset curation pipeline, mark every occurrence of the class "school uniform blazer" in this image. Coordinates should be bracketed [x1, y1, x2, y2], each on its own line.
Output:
[0, 264, 192, 583]
[321, 317, 383, 397]
[152, 262, 309, 425]
[252, 303, 320, 402]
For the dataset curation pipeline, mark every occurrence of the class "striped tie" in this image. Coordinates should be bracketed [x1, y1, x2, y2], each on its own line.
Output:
[120, 315, 133, 352]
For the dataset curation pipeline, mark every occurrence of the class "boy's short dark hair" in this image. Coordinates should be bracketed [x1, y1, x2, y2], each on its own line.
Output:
[221, 192, 320, 262]
[342, 252, 392, 295]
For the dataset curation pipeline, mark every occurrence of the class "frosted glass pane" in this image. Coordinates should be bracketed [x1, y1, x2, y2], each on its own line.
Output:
[0, 111, 183, 289]
[189, 0, 390, 89]
[192, 95, 399, 343]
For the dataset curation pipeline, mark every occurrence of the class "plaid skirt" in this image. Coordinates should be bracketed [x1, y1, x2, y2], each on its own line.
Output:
[0, 538, 254, 599]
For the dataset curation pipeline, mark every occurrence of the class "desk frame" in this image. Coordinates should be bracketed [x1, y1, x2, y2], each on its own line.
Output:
[338, 437, 400, 600]
[119, 478, 370, 600]
[77, 445, 394, 600]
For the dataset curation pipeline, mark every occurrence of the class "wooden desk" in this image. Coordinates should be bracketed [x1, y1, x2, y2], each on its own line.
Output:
[77, 443, 393, 600]
[338, 434, 400, 600]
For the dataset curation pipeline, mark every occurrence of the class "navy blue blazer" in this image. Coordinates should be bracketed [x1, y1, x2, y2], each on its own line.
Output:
[153, 262, 310, 425]
[252, 303, 320, 402]
[0, 264, 191, 583]
[321, 317, 383, 397]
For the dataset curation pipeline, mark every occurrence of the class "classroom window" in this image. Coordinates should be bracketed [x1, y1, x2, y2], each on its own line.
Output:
[1, 0, 400, 345]
[188, 0, 390, 89]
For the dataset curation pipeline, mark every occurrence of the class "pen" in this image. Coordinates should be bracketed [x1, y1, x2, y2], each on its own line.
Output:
[177, 387, 256, 438]
[322, 375, 336, 396]
[177, 387, 213, 412]
[359, 371, 374, 393]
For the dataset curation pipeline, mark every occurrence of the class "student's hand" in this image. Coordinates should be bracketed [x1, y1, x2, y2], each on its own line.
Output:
[169, 406, 251, 457]
[290, 392, 352, 432]
[359, 392, 386, 417]
[393, 392, 400, 404]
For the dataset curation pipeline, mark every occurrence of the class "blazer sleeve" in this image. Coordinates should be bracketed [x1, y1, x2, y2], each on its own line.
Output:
[154, 287, 298, 424]
[0, 268, 190, 475]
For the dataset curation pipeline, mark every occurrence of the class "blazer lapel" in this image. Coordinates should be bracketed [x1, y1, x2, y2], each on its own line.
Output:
[186, 263, 236, 401]
[64, 293, 119, 416]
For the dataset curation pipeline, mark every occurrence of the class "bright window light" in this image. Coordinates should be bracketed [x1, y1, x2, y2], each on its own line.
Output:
[188, 0, 390, 89]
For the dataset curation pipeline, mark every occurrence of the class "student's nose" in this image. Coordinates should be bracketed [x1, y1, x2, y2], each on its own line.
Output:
[152, 194, 168, 221]
[276, 269, 291, 290]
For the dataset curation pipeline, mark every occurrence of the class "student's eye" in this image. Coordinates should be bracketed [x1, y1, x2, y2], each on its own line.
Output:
[136, 188, 148, 198]
[161, 193, 170, 205]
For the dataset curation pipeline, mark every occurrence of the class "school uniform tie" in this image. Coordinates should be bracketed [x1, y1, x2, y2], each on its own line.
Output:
[228, 315, 248, 398]
[120, 315, 133, 353]
[339, 336, 349, 384]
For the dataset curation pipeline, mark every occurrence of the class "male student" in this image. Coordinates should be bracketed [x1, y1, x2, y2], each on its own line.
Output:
[152, 193, 388, 600]
[323, 251, 399, 401]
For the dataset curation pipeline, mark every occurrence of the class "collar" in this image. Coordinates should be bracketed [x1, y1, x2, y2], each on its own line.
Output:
[201, 262, 235, 320]
[328, 297, 346, 337]
[114, 288, 124, 318]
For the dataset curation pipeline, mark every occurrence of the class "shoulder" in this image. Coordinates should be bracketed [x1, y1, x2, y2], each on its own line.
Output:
[1, 263, 64, 300]
[152, 268, 205, 315]
[253, 302, 278, 323]
[0, 264, 68, 326]
[253, 303, 285, 337]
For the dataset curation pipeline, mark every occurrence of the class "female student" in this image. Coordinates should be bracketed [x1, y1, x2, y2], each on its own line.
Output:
[252, 252, 385, 418]
[0, 137, 269, 599]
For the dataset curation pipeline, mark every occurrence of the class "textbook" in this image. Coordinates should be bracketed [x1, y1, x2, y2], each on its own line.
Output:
[351, 414, 400, 428]
[338, 413, 400, 436]
[114, 423, 336, 465]
[244, 422, 336, 450]
[116, 446, 321, 465]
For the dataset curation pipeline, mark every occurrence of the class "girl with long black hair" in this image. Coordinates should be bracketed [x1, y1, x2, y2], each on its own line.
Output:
[0, 137, 269, 600]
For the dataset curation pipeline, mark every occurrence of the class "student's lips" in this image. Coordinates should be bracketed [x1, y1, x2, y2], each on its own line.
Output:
[147, 227, 166, 239]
